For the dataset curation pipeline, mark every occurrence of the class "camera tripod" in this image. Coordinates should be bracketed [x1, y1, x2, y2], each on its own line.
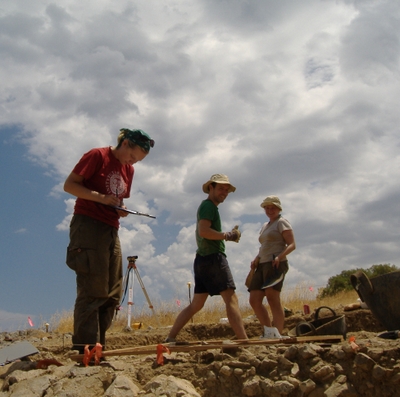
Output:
[121, 255, 160, 330]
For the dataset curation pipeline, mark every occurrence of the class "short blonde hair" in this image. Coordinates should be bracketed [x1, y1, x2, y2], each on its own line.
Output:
[117, 130, 137, 149]
[117, 130, 142, 153]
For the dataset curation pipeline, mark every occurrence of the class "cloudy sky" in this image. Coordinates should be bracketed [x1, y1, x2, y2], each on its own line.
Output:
[1, 0, 400, 332]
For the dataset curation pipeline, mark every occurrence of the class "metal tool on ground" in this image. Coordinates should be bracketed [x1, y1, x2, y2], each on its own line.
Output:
[120, 256, 160, 329]
[378, 330, 400, 339]
[0, 341, 39, 366]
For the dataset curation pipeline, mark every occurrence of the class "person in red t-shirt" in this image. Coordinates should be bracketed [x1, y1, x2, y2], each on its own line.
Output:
[64, 128, 154, 353]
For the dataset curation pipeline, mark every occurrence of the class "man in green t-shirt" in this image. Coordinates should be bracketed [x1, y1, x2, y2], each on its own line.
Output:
[165, 174, 248, 341]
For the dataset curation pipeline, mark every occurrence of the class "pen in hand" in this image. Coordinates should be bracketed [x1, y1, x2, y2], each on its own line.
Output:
[116, 187, 121, 206]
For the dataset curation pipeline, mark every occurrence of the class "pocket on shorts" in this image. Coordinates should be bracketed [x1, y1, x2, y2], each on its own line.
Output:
[66, 245, 90, 273]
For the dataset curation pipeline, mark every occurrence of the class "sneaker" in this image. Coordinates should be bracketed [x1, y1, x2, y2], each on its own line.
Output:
[164, 337, 176, 343]
[261, 326, 282, 339]
[260, 326, 290, 340]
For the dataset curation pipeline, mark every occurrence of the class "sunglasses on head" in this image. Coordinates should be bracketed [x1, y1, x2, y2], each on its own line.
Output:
[134, 135, 154, 147]
[123, 128, 155, 148]
[136, 135, 155, 148]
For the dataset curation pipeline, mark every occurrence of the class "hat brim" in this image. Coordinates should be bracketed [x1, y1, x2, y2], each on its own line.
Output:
[260, 201, 282, 210]
[202, 181, 236, 193]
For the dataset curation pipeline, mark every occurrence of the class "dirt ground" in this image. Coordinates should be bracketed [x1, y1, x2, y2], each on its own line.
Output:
[15, 307, 380, 352]
[1, 307, 398, 396]
[102, 306, 387, 350]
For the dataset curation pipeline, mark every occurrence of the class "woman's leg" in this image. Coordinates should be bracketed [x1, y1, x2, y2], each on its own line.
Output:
[265, 288, 284, 332]
[249, 290, 272, 327]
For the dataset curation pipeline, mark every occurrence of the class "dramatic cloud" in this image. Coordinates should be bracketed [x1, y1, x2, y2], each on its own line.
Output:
[1, 0, 400, 327]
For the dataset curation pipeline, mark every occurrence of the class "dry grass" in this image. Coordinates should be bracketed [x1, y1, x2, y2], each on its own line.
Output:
[281, 283, 359, 313]
[49, 310, 74, 334]
[52, 286, 359, 333]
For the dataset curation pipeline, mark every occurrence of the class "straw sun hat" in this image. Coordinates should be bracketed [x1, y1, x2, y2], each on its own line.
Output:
[260, 195, 282, 210]
[202, 174, 236, 194]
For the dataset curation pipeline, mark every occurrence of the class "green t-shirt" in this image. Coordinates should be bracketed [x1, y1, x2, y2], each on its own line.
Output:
[196, 199, 226, 256]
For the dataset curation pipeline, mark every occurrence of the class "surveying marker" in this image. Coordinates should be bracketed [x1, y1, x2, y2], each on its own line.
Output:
[125, 256, 160, 328]
[187, 282, 194, 324]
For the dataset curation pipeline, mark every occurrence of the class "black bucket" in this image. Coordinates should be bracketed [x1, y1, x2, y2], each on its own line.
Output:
[288, 306, 347, 339]
[351, 270, 400, 331]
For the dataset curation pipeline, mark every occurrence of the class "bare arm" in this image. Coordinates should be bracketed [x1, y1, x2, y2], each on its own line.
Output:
[64, 171, 121, 207]
[198, 219, 225, 240]
[273, 229, 296, 267]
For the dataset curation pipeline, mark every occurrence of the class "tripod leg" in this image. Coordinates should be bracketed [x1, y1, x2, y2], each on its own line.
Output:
[133, 266, 161, 327]
[126, 269, 135, 330]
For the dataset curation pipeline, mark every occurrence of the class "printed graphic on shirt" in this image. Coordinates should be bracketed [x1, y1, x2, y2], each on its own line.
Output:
[107, 171, 126, 197]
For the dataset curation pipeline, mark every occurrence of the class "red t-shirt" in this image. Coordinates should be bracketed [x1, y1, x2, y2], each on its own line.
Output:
[72, 147, 134, 228]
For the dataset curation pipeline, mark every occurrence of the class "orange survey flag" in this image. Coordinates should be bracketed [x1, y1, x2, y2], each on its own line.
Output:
[156, 344, 171, 365]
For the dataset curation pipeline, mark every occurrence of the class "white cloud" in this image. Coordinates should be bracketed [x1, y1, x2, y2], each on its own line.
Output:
[14, 228, 27, 234]
[2, 0, 400, 320]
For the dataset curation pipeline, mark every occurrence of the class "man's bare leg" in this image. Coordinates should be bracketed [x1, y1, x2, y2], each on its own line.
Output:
[220, 289, 248, 339]
[167, 293, 208, 340]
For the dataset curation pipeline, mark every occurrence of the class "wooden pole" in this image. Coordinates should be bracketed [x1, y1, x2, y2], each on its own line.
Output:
[69, 335, 342, 362]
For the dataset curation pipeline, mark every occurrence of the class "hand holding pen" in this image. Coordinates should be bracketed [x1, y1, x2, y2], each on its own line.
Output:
[114, 187, 129, 217]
